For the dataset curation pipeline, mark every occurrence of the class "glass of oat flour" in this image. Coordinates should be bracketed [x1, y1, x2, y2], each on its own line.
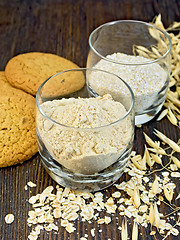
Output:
[87, 20, 172, 125]
[36, 68, 134, 191]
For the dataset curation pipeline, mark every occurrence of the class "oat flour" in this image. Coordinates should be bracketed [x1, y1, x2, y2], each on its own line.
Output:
[37, 95, 132, 174]
[89, 53, 167, 113]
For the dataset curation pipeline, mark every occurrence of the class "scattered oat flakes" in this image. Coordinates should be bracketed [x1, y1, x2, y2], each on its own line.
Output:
[65, 222, 76, 233]
[43, 186, 54, 194]
[97, 218, 105, 224]
[29, 196, 38, 205]
[61, 219, 69, 227]
[143, 177, 149, 183]
[5, 214, 14, 224]
[112, 191, 121, 198]
[139, 205, 148, 213]
[105, 216, 111, 224]
[91, 228, 95, 237]
[171, 172, 180, 178]
[162, 172, 169, 177]
[27, 181, 37, 188]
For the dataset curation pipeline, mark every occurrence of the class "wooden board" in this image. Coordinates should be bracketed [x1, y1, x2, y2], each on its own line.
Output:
[0, 0, 179, 239]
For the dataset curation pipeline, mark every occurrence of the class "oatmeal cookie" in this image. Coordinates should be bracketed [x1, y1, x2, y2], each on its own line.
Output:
[0, 71, 28, 96]
[5, 52, 85, 95]
[0, 85, 37, 167]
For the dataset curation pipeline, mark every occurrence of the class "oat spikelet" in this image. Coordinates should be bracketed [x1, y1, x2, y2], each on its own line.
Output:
[148, 147, 166, 155]
[133, 187, 141, 208]
[151, 154, 162, 165]
[167, 21, 180, 31]
[163, 183, 174, 203]
[157, 109, 168, 121]
[132, 221, 138, 240]
[145, 145, 154, 168]
[154, 203, 160, 229]
[153, 15, 180, 126]
[154, 129, 180, 153]
[144, 133, 157, 149]
[149, 27, 160, 40]
[142, 152, 147, 170]
[154, 14, 165, 30]
[131, 156, 146, 170]
[121, 218, 128, 240]
[166, 93, 180, 109]
[166, 101, 180, 114]
[131, 160, 143, 170]
[171, 156, 180, 168]
[152, 46, 161, 57]
[167, 107, 177, 126]
[149, 203, 155, 226]
[165, 138, 180, 153]
[135, 45, 151, 53]
[169, 78, 176, 87]
[152, 176, 159, 195]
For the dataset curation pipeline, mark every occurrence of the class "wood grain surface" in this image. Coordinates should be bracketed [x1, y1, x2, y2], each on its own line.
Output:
[0, 0, 179, 240]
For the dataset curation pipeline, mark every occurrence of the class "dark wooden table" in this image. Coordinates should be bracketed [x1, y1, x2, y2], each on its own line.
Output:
[0, 0, 179, 239]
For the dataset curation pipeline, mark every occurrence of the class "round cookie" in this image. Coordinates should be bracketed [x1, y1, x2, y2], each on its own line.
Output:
[0, 92, 37, 167]
[5, 52, 85, 96]
[0, 71, 11, 88]
[0, 71, 27, 95]
[41, 69, 85, 98]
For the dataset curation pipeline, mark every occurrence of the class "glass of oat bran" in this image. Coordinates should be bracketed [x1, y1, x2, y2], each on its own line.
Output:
[36, 68, 134, 191]
[87, 20, 172, 125]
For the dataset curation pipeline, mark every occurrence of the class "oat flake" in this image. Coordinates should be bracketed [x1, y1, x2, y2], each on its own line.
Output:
[5, 214, 14, 224]
[27, 181, 37, 188]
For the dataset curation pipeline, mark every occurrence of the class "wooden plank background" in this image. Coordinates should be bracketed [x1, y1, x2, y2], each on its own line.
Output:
[0, 0, 179, 239]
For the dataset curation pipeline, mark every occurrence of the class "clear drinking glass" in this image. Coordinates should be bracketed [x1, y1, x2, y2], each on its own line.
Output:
[36, 68, 134, 191]
[87, 20, 172, 125]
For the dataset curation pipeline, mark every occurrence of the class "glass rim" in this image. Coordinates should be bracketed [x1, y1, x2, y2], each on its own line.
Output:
[89, 19, 172, 66]
[36, 68, 135, 130]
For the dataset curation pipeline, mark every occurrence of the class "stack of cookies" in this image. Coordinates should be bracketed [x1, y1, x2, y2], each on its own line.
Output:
[0, 52, 85, 167]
